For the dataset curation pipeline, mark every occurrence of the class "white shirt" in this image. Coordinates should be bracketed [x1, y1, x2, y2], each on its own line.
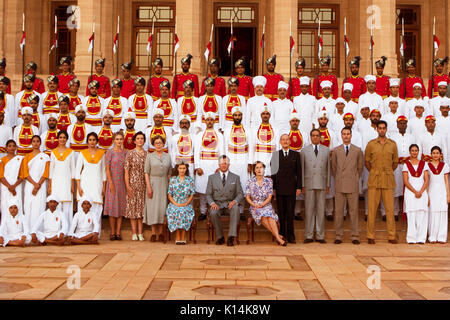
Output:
[246, 94, 273, 129]
[429, 95, 447, 116]
[407, 116, 427, 139]
[358, 91, 383, 112]
[272, 98, 294, 132]
[343, 99, 359, 117]
[381, 111, 403, 135]
[383, 95, 406, 115]
[69, 210, 100, 236]
[419, 131, 447, 161]
[31, 208, 69, 237]
[436, 115, 450, 137]
[405, 98, 431, 118]
[293, 93, 316, 122]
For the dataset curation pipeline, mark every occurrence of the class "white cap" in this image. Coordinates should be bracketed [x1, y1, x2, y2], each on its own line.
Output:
[204, 112, 216, 120]
[124, 109, 136, 120]
[102, 109, 115, 118]
[278, 81, 289, 90]
[438, 81, 448, 87]
[317, 111, 328, 119]
[343, 83, 353, 92]
[75, 105, 87, 113]
[179, 114, 191, 123]
[389, 78, 400, 87]
[320, 80, 332, 89]
[47, 113, 58, 120]
[79, 195, 93, 205]
[412, 82, 422, 89]
[46, 195, 60, 203]
[21, 107, 33, 115]
[231, 106, 242, 115]
[440, 97, 450, 106]
[252, 76, 267, 88]
[8, 197, 20, 209]
[335, 98, 346, 104]
[153, 108, 164, 117]
[413, 100, 424, 107]
[260, 105, 271, 115]
[364, 75, 376, 83]
[299, 76, 310, 86]
[290, 112, 300, 120]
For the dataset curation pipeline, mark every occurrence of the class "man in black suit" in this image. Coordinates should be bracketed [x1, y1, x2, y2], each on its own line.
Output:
[271, 134, 302, 243]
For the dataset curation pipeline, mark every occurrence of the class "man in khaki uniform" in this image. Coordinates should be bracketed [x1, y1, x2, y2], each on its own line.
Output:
[364, 120, 399, 244]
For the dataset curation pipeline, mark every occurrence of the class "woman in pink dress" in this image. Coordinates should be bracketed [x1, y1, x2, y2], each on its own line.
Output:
[104, 132, 127, 240]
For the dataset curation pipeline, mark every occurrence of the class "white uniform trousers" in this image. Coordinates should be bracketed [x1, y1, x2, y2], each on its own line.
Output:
[76, 202, 103, 236]
[428, 211, 448, 243]
[406, 210, 428, 243]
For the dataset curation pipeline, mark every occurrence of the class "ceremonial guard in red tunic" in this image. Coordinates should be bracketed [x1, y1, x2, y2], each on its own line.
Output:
[288, 58, 313, 98]
[233, 57, 254, 101]
[119, 61, 136, 99]
[222, 77, 246, 131]
[85, 58, 111, 99]
[196, 77, 223, 132]
[171, 54, 199, 99]
[342, 56, 366, 102]
[21, 62, 45, 94]
[200, 58, 226, 97]
[40, 113, 59, 155]
[82, 80, 105, 128]
[57, 56, 76, 94]
[55, 96, 76, 132]
[263, 55, 284, 101]
[67, 78, 84, 114]
[312, 55, 339, 99]
[147, 58, 169, 101]
[96, 110, 114, 150]
[153, 80, 178, 133]
[375, 56, 390, 99]
[127, 77, 153, 132]
[13, 107, 39, 156]
[428, 57, 450, 98]
[399, 58, 427, 100]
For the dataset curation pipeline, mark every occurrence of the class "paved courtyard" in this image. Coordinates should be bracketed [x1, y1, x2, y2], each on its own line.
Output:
[0, 225, 449, 300]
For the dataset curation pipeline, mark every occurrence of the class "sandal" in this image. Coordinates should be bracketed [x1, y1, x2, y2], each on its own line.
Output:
[150, 234, 156, 242]
[115, 234, 122, 241]
[110, 234, 115, 241]
[277, 236, 287, 247]
[158, 234, 165, 242]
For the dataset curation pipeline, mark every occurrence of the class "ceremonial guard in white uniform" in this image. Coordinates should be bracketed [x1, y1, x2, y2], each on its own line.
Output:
[222, 77, 247, 131]
[13, 106, 39, 156]
[419, 115, 447, 162]
[335, 113, 362, 148]
[15, 74, 41, 119]
[103, 79, 128, 132]
[40, 75, 63, 115]
[407, 100, 427, 139]
[342, 83, 359, 117]
[153, 80, 178, 134]
[329, 98, 347, 134]
[314, 81, 336, 119]
[381, 100, 403, 135]
[82, 80, 105, 128]
[67, 105, 94, 158]
[246, 76, 273, 130]
[358, 75, 383, 113]
[405, 83, 430, 118]
[429, 81, 448, 116]
[196, 78, 223, 132]
[272, 81, 294, 134]
[435, 98, 450, 137]
[169, 115, 195, 175]
[383, 78, 406, 115]
[293, 76, 316, 134]
[95, 110, 115, 150]
[144, 109, 172, 153]
[127, 77, 153, 132]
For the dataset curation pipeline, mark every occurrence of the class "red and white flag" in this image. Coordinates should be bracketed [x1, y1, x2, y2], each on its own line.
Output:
[400, 18, 405, 57]
[147, 19, 154, 55]
[289, 19, 295, 55]
[113, 16, 119, 54]
[204, 24, 214, 62]
[290, 36, 295, 55]
[88, 21, 95, 53]
[344, 18, 349, 56]
[227, 19, 234, 55]
[174, 17, 180, 54]
[20, 13, 25, 52]
[369, 26, 374, 50]
[260, 16, 265, 49]
[49, 15, 58, 54]
[317, 19, 322, 59]
[434, 35, 440, 56]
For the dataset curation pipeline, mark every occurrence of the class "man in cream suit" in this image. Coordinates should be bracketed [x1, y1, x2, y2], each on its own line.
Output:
[300, 129, 331, 243]
[331, 127, 364, 244]
[206, 155, 244, 246]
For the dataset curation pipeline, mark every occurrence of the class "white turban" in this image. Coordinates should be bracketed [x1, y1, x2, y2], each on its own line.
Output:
[123, 110, 136, 120]
[317, 111, 328, 119]
[75, 105, 87, 113]
[153, 108, 164, 117]
[21, 107, 33, 115]
[102, 109, 114, 118]
[278, 81, 289, 90]
[438, 81, 448, 87]
[290, 112, 300, 121]
[299, 76, 310, 86]
[8, 197, 20, 209]
[320, 81, 332, 89]
[204, 112, 216, 120]
[389, 78, 400, 87]
[46, 195, 60, 203]
[343, 83, 353, 92]
[413, 100, 424, 107]
[179, 114, 191, 123]
[252, 76, 267, 88]
[412, 82, 422, 89]
[231, 106, 242, 115]
[260, 106, 271, 115]
[440, 97, 450, 106]
[47, 113, 58, 120]
[364, 75, 376, 83]
[335, 98, 346, 104]
[79, 195, 93, 205]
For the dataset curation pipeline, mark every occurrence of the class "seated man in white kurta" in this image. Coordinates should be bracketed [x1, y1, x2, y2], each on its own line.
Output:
[194, 112, 224, 220]
[67, 196, 100, 245]
[0, 198, 31, 247]
[31, 195, 68, 245]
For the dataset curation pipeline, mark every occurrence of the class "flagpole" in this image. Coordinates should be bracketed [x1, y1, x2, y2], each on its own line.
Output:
[149, 18, 154, 90]
[205, 24, 213, 79]
[22, 12, 25, 79]
[230, 18, 233, 76]
[344, 17, 347, 80]
[116, 16, 119, 79]
[289, 19, 292, 100]
[370, 24, 373, 74]
[90, 18, 95, 83]
[316, 19, 320, 99]
[54, 15, 58, 74]
[262, 16, 265, 75]
[173, 16, 177, 99]
[402, 18, 406, 99]
[431, 16, 435, 98]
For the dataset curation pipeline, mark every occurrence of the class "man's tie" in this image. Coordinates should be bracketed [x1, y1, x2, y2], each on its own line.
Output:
[314, 145, 318, 157]
[222, 173, 226, 187]
[346, 146, 349, 156]
[284, 150, 288, 158]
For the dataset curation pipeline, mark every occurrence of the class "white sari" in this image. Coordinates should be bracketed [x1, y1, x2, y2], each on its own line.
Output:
[23, 152, 50, 228]
[0, 155, 24, 220]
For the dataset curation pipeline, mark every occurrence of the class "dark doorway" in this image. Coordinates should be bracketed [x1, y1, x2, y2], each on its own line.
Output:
[216, 27, 256, 76]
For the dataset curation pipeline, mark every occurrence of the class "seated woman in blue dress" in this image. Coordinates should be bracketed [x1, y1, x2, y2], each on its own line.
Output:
[166, 162, 196, 245]
[245, 161, 286, 246]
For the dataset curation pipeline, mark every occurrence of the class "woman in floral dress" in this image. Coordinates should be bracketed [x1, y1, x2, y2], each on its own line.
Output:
[245, 161, 286, 246]
[124, 132, 147, 241]
[166, 162, 195, 244]
[104, 132, 127, 241]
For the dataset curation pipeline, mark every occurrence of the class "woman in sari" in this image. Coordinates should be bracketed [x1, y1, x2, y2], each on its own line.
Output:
[0, 140, 24, 220]
[21, 135, 50, 228]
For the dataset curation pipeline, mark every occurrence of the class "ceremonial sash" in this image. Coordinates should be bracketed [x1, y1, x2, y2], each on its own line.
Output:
[19, 91, 33, 110]
[256, 144, 275, 153]
[70, 124, 87, 151]
[31, 113, 40, 130]
[57, 113, 72, 131]
[201, 151, 218, 160]
[123, 130, 136, 150]
[289, 130, 303, 151]
[176, 155, 194, 163]
[17, 126, 33, 155]
[405, 160, 425, 178]
[398, 156, 410, 164]
[43, 130, 58, 155]
[257, 124, 273, 143]
[157, 99, 174, 126]
[319, 129, 331, 148]
[132, 95, 148, 119]
[202, 96, 219, 123]
[201, 130, 218, 150]
[225, 96, 241, 121]
[43, 92, 59, 114]
[148, 127, 167, 152]
[181, 97, 197, 121]
[228, 145, 248, 154]
[177, 134, 192, 155]
[428, 161, 445, 175]
[98, 127, 113, 149]
[68, 95, 82, 113]
[107, 97, 123, 125]
[85, 96, 102, 126]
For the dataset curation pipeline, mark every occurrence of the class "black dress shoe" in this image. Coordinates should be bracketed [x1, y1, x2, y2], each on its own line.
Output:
[303, 238, 314, 244]
[334, 239, 342, 244]
[388, 239, 398, 244]
[198, 214, 206, 221]
[352, 239, 360, 245]
[288, 239, 296, 244]
[240, 215, 246, 221]
[326, 215, 334, 221]
[294, 215, 303, 221]
[368, 239, 375, 244]
[382, 216, 386, 221]
[364, 216, 367, 221]
[316, 239, 327, 244]
[227, 236, 235, 246]
[215, 237, 225, 245]
[395, 215, 399, 221]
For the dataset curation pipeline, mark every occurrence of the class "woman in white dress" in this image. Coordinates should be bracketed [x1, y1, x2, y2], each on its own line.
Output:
[75, 132, 106, 226]
[427, 146, 450, 243]
[22, 135, 50, 229]
[48, 130, 75, 223]
[402, 144, 429, 244]
[0, 140, 24, 220]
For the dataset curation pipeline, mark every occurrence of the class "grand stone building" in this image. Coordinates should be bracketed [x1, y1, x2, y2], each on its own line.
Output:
[1, 0, 449, 92]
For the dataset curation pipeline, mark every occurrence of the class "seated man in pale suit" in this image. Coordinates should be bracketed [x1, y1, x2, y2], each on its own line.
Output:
[206, 155, 244, 246]
[331, 127, 364, 245]
[300, 129, 331, 243]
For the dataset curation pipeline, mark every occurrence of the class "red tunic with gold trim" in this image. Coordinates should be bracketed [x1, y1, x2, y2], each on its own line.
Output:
[21, 77, 45, 94]
[399, 75, 427, 100]
[375, 75, 390, 99]
[57, 73, 76, 94]
[319, 128, 331, 148]
[288, 130, 304, 152]
[42, 129, 59, 155]
[342, 75, 366, 102]
[147, 126, 169, 153]
[155, 98, 176, 128]
[42, 92, 60, 114]
[57, 113, 73, 131]
[123, 130, 136, 151]
[263, 73, 284, 101]
[0, 73, 11, 94]
[427, 73, 450, 98]
[31, 113, 41, 131]
[84, 96, 103, 127]
[178, 96, 198, 122]
[85, 74, 111, 98]
[14, 125, 39, 155]
[69, 123, 88, 151]
[105, 97, 124, 127]
[200, 95, 220, 124]
[223, 95, 243, 124]
[147, 75, 169, 100]
[120, 78, 136, 99]
[287, 76, 313, 99]
[171, 73, 199, 99]
[255, 124, 275, 153]
[68, 95, 83, 114]
[18, 91, 35, 116]
[200, 129, 218, 158]
[227, 125, 248, 155]
[312, 73, 339, 99]
[97, 127, 113, 150]
[234, 75, 254, 100]
[200, 75, 226, 97]
[174, 133, 194, 164]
